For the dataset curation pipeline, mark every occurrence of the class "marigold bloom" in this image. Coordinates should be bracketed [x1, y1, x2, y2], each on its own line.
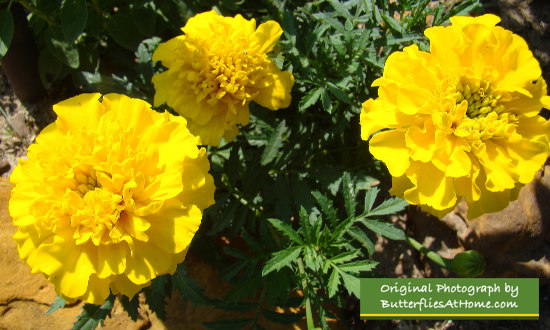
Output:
[360, 14, 550, 219]
[152, 10, 294, 146]
[9, 93, 215, 304]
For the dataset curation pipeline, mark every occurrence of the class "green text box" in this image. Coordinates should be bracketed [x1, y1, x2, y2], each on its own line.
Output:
[360, 278, 538, 320]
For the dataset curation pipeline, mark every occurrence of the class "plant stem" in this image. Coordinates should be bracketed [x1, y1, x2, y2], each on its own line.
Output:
[297, 257, 315, 330]
[17, 0, 58, 26]
[405, 236, 452, 269]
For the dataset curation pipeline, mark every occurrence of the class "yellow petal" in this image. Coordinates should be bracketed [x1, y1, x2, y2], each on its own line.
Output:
[254, 65, 294, 110]
[79, 275, 112, 304]
[251, 20, 283, 53]
[53, 93, 104, 133]
[369, 130, 410, 177]
[146, 203, 202, 254]
[97, 243, 128, 278]
[125, 241, 172, 285]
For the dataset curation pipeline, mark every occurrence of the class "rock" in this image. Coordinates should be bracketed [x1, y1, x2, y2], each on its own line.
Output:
[0, 178, 84, 329]
[457, 164, 550, 279]
[407, 160, 550, 281]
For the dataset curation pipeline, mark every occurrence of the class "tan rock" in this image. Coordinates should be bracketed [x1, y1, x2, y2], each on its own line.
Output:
[0, 178, 84, 329]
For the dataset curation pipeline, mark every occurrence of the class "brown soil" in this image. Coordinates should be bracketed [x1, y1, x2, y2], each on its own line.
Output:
[1, 0, 549, 329]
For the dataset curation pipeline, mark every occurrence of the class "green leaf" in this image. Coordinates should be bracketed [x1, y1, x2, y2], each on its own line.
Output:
[299, 87, 322, 111]
[135, 37, 161, 63]
[367, 197, 408, 217]
[261, 309, 304, 324]
[38, 47, 67, 89]
[338, 271, 360, 298]
[268, 218, 304, 245]
[262, 246, 302, 276]
[328, 0, 353, 21]
[45, 26, 80, 68]
[381, 13, 403, 34]
[0, 9, 14, 57]
[260, 120, 286, 165]
[282, 9, 296, 44]
[327, 82, 351, 104]
[72, 295, 115, 330]
[338, 260, 378, 274]
[359, 218, 406, 240]
[298, 205, 312, 241]
[330, 215, 355, 242]
[363, 187, 379, 213]
[347, 227, 375, 256]
[172, 264, 210, 305]
[61, 0, 88, 43]
[226, 145, 241, 187]
[311, 190, 338, 226]
[203, 318, 253, 329]
[120, 295, 139, 321]
[327, 269, 340, 298]
[46, 296, 66, 315]
[144, 275, 169, 320]
[329, 250, 360, 265]
[107, 7, 144, 50]
[321, 88, 333, 113]
[342, 172, 356, 218]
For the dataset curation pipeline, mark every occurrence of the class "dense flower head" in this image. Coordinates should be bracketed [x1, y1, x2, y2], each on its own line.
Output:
[152, 10, 295, 146]
[9, 93, 215, 304]
[360, 14, 550, 219]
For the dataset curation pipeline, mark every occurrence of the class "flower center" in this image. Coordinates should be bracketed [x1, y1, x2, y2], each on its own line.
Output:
[454, 77, 503, 119]
[65, 167, 138, 246]
[184, 38, 266, 109]
[74, 168, 99, 196]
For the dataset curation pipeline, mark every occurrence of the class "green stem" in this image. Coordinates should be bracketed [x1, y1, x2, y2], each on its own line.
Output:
[17, 0, 59, 26]
[405, 236, 452, 269]
[297, 258, 315, 330]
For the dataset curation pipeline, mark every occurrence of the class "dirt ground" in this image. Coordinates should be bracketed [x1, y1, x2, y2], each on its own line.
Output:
[1, 0, 550, 329]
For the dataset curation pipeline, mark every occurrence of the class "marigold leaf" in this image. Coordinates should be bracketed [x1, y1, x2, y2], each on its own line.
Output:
[347, 227, 375, 256]
[268, 218, 304, 245]
[327, 268, 340, 298]
[61, 0, 87, 43]
[329, 215, 355, 242]
[363, 187, 379, 213]
[172, 264, 210, 306]
[367, 197, 408, 217]
[261, 120, 286, 165]
[0, 9, 14, 58]
[262, 246, 302, 276]
[311, 190, 338, 226]
[46, 296, 66, 315]
[342, 172, 357, 218]
[329, 250, 360, 265]
[359, 218, 406, 240]
[72, 295, 115, 330]
[327, 82, 351, 104]
[338, 260, 378, 274]
[299, 87, 323, 111]
[338, 270, 360, 298]
[120, 295, 139, 321]
[321, 88, 333, 113]
[144, 274, 169, 320]
[328, 0, 353, 21]
[381, 13, 403, 34]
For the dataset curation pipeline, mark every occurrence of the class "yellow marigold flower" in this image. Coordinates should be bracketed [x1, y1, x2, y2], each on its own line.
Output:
[152, 10, 294, 146]
[9, 93, 215, 304]
[360, 14, 550, 219]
